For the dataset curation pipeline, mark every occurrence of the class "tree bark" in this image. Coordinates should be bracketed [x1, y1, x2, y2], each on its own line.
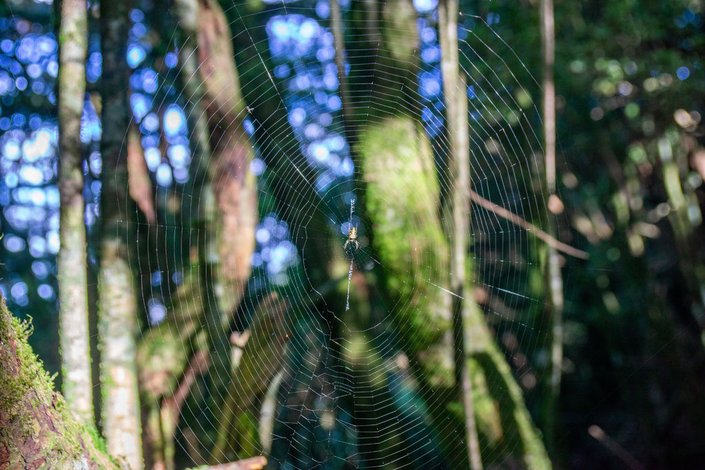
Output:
[56, 0, 93, 426]
[437, 0, 482, 467]
[180, 0, 258, 403]
[329, 0, 353, 143]
[192, 0, 257, 320]
[540, 0, 564, 458]
[0, 298, 118, 469]
[173, 0, 258, 462]
[99, 0, 143, 467]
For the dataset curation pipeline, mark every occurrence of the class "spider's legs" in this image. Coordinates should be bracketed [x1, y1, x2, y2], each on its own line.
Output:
[344, 239, 360, 253]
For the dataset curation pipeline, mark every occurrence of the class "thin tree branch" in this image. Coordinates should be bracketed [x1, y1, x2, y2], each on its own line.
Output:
[469, 188, 588, 259]
[541, 0, 566, 457]
[161, 349, 210, 430]
[191, 456, 267, 470]
[588, 425, 643, 470]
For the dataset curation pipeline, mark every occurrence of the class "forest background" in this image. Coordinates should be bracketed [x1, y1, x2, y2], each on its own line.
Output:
[1, 0, 704, 469]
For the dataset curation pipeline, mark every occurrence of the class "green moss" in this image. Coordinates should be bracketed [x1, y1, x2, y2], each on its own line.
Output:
[356, 114, 550, 466]
[235, 411, 260, 458]
[85, 424, 109, 455]
[358, 116, 451, 353]
[382, 0, 418, 62]
[0, 315, 55, 424]
[0, 300, 118, 468]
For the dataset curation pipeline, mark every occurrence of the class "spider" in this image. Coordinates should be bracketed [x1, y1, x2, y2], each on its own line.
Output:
[344, 225, 359, 252]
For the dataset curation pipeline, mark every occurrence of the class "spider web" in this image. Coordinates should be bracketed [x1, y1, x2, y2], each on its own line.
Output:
[147, 1, 552, 466]
[0, 0, 556, 468]
[137, 1, 552, 468]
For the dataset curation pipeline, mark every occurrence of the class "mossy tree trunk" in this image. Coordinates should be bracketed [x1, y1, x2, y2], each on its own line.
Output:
[99, 0, 143, 468]
[0, 298, 118, 469]
[56, 0, 93, 427]
[350, 0, 551, 467]
[352, 0, 455, 391]
[348, 0, 453, 387]
[349, 1, 459, 462]
[461, 300, 551, 468]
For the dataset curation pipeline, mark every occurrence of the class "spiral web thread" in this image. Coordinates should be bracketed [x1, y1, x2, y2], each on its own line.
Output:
[122, 1, 551, 468]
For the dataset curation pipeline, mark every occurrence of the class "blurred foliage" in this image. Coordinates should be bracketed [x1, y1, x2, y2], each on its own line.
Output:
[464, 0, 705, 467]
[1, 0, 705, 467]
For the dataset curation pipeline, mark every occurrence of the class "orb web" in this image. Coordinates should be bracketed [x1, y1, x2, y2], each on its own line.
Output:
[123, 1, 554, 468]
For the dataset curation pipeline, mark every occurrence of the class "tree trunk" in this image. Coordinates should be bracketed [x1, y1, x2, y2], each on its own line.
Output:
[174, 0, 258, 461]
[437, 0, 482, 467]
[540, 0, 564, 458]
[348, 2, 460, 464]
[353, 0, 455, 391]
[57, 0, 93, 426]
[192, 0, 257, 320]
[99, 0, 143, 467]
[223, 1, 339, 287]
[185, 0, 257, 400]
[329, 0, 353, 142]
[351, 0, 550, 467]
[0, 298, 118, 469]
